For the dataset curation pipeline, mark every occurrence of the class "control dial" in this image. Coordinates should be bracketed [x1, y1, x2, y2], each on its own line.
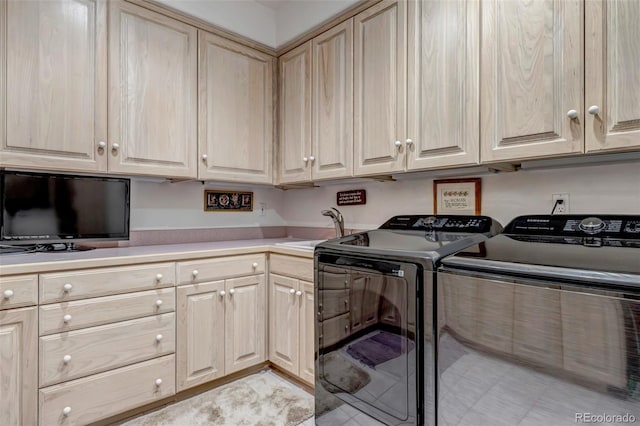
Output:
[423, 216, 437, 226]
[578, 217, 606, 235]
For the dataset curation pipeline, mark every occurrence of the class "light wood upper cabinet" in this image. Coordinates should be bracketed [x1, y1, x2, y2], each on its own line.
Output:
[480, 0, 584, 162]
[407, 0, 479, 170]
[0, 0, 107, 173]
[279, 42, 312, 184]
[312, 19, 354, 181]
[0, 307, 38, 426]
[354, 0, 406, 176]
[585, 0, 640, 152]
[199, 32, 274, 184]
[108, 0, 197, 178]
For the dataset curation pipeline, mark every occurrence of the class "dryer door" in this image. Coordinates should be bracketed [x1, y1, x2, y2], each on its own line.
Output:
[316, 255, 419, 425]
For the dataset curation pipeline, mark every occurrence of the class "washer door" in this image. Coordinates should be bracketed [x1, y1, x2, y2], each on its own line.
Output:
[316, 257, 419, 425]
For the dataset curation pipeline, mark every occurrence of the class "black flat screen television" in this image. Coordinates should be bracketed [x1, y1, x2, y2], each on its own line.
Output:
[1, 171, 130, 245]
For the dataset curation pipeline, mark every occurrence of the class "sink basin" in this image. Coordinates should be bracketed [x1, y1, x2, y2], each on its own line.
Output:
[276, 239, 326, 250]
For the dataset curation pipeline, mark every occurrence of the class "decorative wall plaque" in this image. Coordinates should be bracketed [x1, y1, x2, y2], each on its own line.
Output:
[433, 178, 481, 215]
[204, 190, 253, 212]
[337, 189, 366, 206]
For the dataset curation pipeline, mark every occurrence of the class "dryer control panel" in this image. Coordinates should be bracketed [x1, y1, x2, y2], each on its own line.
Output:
[379, 215, 500, 233]
[504, 215, 640, 238]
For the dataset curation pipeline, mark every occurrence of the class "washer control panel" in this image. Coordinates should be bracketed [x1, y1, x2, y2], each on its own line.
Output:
[505, 215, 640, 238]
[380, 215, 498, 233]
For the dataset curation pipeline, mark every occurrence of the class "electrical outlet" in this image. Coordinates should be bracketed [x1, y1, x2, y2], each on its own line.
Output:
[551, 193, 570, 214]
[259, 202, 267, 217]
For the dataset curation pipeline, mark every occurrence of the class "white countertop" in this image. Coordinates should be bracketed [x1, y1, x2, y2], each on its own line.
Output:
[0, 238, 315, 275]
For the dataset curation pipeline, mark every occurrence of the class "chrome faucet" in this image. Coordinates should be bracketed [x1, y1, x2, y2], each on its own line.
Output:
[321, 207, 345, 238]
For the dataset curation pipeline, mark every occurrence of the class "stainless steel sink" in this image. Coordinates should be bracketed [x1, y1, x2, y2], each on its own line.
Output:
[275, 239, 326, 250]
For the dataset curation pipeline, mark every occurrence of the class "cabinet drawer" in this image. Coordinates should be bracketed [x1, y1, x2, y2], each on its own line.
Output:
[319, 289, 349, 320]
[177, 254, 265, 284]
[39, 355, 175, 426]
[40, 313, 175, 387]
[320, 313, 350, 348]
[270, 254, 313, 282]
[40, 288, 176, 336]
[0, 274, 38, 310]
[40, 263, 175, 303]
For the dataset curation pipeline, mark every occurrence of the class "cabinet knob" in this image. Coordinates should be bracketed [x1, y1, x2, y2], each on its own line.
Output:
[63, 314, 72, 323]
[98, 141, 107, 149]
[296, 290, 302, 297]
[252, 262, 258, 269]
[63, 406, 72, 416]
[156, 334, 163, 342]
[3, 289, 13, 299]
[112, 143, 120, 150]
[63, 354, 72, 364]
[406, 138, 413, 146]
[229, 288, 235, 295]
[155, 378, 163, 386]
[156, 299, 163, 307]
[303, 156, 308, 163]
[309, 156, 315, 163]
[192, 270, 199, 277]
[156, 273, 163, 281]
[289, 288, 295, 294]
[63, 283, 73, 292]
[588, 105, 600, 115]
[220, 290, 226, 297]
[394, 140, 402, 148]
[202, 154, 208, 160]
[566, 109, 578, 119]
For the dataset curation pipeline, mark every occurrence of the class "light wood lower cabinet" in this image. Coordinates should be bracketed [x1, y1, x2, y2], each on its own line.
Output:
[269, 271, 315, 386]
[177, 273, 266, 392]
[0, 307, 38, 426]
[39, 355, 175, 426]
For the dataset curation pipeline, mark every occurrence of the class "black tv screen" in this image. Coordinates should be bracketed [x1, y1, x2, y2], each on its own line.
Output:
[1, 171, 130, 244]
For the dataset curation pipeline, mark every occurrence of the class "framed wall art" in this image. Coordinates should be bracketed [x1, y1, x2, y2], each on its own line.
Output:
[204, 190, 253, 212]
[433, 178, 481, 215]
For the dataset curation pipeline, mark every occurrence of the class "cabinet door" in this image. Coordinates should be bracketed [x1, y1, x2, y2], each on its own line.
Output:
[225, 274, 266, 374]
[354, 0, 406, 176]
[268, 274, 299, 375]
[298, 280, 315, 385]
[108, 0, 197, 178]
[279, 42, 312, 184]
[176, 281, 225, 392]
[312, 19, 354, 181]
[480, 0, 583, 162]
[0, 307, 37, 426]
[585, 0, 640, 152]
[0, 0, 107, 173]
[407, 0, 479, 170]
[199, 32, 274, 184]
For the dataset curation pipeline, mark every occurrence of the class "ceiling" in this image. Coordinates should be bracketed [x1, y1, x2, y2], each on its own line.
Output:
[158, 0, 359, 49]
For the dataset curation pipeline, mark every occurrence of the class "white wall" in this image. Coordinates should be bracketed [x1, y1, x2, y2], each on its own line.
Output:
[157, 0, 277, 47]
[281, 162, 640, 229]
[130, 180, 285, 230]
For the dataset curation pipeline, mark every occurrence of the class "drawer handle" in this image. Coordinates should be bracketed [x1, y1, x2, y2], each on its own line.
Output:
[63, 314, 72, 323]
[155, 378, 163, 386]
[229, 288, 235, 295]
[3, 289, 13, 299]
[296, 290, 302, 297]
[63, 406, 72, 416]
[63, 354, 72, 364]
[220, 290, 226, 297]
[252, 262, 258, 269]
[156, 273, 163, 281]
[289, 288, 295, 294]
[192, 270, 199, 278]
[63, 283, 73, 292]
[155, 299, 163, 307]
[156, 334, 163, 342]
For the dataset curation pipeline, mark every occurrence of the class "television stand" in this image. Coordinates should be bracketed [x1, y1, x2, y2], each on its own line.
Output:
[42, 243, 95, 252]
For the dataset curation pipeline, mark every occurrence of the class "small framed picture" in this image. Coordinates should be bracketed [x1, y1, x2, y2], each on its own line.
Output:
[433, 178, 481, 215]
[204, 190, 253, 212]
